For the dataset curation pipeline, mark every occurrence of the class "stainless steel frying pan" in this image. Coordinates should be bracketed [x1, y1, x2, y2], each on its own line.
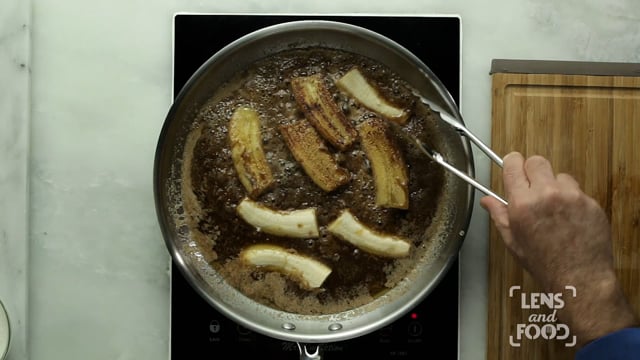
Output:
[154, 20, 474, 358]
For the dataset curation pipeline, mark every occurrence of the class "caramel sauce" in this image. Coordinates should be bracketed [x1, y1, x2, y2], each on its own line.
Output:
[182, 48, 446, 314]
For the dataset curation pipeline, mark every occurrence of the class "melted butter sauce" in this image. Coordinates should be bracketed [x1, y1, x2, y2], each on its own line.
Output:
[183, 48, 446, 315]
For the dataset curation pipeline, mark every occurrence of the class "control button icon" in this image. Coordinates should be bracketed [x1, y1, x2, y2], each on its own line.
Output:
[379, 325, 393, 337]
[209, 320, 221, 334]
[408, 321, 423, 337]
[237, 324, 251, 336]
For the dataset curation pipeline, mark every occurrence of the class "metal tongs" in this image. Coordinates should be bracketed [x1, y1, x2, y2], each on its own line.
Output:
[393, 93, 508, 205]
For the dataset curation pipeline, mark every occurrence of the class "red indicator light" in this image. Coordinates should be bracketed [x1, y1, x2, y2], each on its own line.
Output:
[410, 313, 418, 320]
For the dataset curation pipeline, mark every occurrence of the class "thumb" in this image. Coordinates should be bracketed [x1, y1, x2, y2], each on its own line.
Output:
[480, 196, 514, 248]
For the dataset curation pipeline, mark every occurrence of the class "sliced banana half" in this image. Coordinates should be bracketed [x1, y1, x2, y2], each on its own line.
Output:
[291, 74, 358, 150]
[336, 67, 410, 124]
[236, 197, 319, 238]
[280, 120, 350, 192]
[327, 209, 411, 258]
[240, 244, 332, 289]
[229, 106, 275, 198]
[358, 117, 409, 209]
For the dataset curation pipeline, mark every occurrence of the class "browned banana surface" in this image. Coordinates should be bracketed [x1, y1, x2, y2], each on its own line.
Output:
[279, 120, 350, 192]
[291, 74, 357, 150]
[357, 116, 409, 209]
[228, 107, 275, 198]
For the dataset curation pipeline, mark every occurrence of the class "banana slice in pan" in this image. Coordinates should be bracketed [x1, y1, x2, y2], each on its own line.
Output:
[229, 106, 274, 198]
[327, 209, 411, 258]
[336, 67, 410, 124]
[358, 116, 409, 209]
[280, 120, 350, 192]
[291, 74, 358, 150]
[236, 197, 320, 238]
[240, 244, 332, 289]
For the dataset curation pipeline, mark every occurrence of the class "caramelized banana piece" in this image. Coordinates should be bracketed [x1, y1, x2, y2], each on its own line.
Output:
[357, 117, 409, 209]
[240, 244, 332, 289]
[327, 210, 410, 258]
[229, 107, 274, 198]
[280, 121, 350, 192]
[336, 67, 410, 124]
[291, 74, 357, 150]
[236, 197, 319, 238]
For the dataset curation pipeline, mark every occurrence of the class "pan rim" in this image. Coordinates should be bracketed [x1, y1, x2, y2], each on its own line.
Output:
[154, 19, 475, 343]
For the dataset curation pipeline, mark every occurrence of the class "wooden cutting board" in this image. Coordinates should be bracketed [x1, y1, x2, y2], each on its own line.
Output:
[487, 59, 640, 359]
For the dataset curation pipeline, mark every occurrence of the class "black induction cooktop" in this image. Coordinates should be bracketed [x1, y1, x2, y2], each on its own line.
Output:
[170, 14, 461, 359]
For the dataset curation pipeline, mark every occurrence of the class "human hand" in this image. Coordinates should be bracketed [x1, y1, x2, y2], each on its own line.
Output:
[481, 152, 638, 347]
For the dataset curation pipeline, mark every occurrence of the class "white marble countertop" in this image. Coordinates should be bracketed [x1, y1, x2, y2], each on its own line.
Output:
[1, 0, 639, 359]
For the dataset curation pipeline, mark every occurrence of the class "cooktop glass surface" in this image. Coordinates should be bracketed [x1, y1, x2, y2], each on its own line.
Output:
[170, 14, 461, 359]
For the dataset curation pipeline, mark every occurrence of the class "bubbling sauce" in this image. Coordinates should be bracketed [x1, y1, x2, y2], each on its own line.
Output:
[181, 48, 447, 315]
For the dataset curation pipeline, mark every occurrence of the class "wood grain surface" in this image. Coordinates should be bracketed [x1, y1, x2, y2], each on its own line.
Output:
[487, 72, 640, 359]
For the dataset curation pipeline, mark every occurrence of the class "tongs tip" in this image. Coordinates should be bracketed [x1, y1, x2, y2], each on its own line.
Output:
[388, 115, 508, 206]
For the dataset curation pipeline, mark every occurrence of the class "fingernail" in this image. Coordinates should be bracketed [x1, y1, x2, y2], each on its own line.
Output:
[503, 151, 518, 162]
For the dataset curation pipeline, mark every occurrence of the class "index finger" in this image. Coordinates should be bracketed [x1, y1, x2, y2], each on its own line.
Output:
[502, 152, 529, 196]
[524, 155, 556, 188]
